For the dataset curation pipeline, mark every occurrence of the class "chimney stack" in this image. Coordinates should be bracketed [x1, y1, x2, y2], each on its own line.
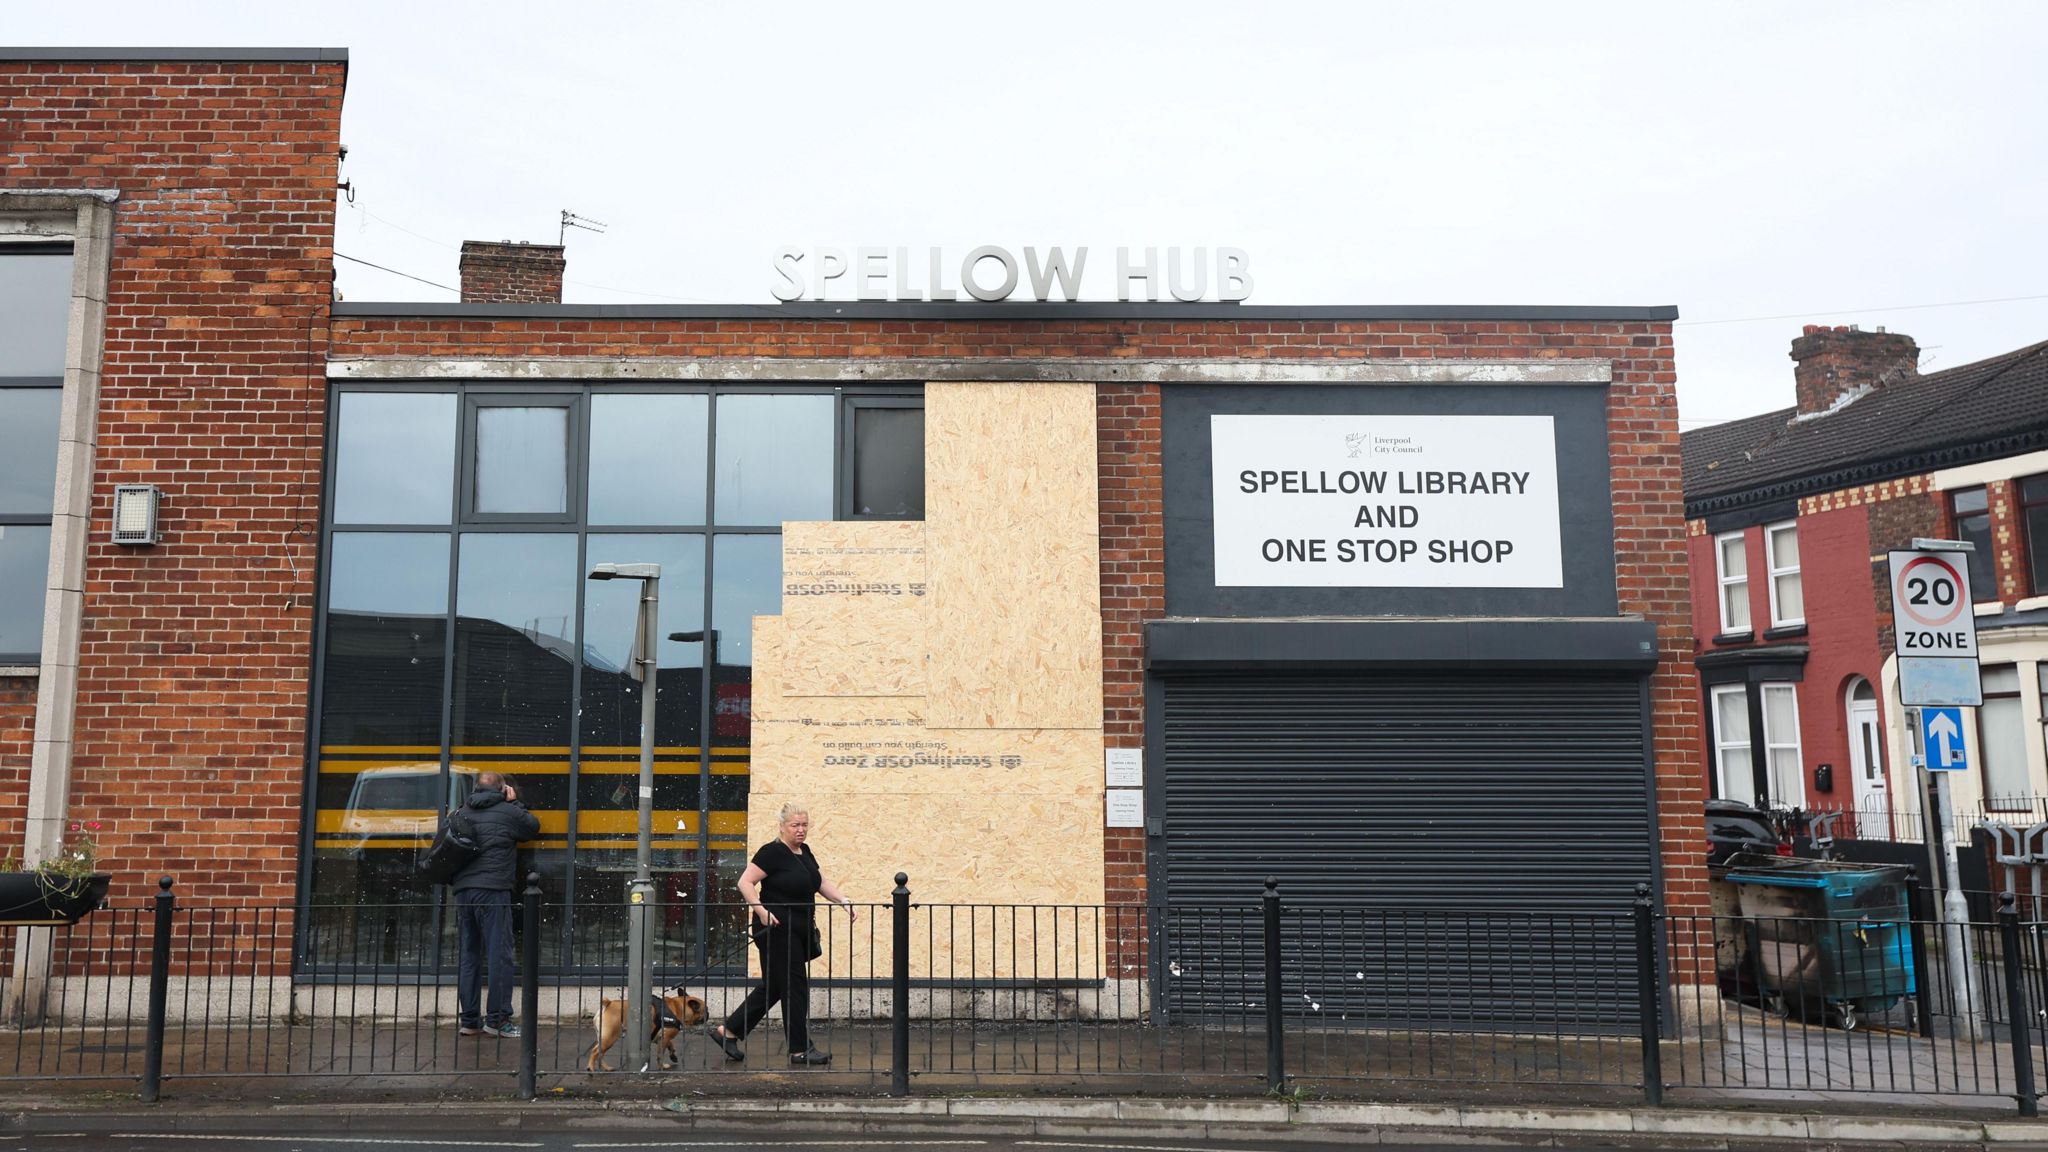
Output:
[459, 240, 565, 304]
[1789, 324, 1918, 416]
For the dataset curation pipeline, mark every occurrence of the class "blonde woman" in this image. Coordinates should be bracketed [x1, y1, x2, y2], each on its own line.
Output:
[707, 802, 856, 1064]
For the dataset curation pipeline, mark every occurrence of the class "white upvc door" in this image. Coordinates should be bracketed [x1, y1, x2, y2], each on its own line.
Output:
[1848, 697, 1889, 838]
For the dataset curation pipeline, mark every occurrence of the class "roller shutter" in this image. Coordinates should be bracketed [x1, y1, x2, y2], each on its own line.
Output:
[1157, 669, 1654, 1032]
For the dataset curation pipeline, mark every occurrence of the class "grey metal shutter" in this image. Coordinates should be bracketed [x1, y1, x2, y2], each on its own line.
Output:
[1158, 669, 1653, 1032]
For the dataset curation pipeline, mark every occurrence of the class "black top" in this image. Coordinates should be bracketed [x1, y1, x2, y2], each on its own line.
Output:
[450, 787, 540, 893]
[753, 839, 822, 926]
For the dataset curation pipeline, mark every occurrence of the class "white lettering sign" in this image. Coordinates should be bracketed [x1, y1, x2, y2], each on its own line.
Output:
[770, 246, 1252, 303]
[1104, 789, 1145, 829]
[1210, 414, 1563, 588]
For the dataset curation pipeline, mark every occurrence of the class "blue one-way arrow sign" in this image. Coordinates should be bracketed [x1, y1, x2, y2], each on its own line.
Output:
[1920, 707, 1968, 772]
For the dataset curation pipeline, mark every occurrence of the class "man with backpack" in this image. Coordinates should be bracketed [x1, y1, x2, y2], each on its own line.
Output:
[450, 771, 540, 1038]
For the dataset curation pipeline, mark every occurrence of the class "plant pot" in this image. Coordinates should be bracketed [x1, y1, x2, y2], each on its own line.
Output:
[0, 871, 112, 926]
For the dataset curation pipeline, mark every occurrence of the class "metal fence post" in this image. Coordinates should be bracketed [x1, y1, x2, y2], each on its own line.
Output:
[891, 872, 910, 1097]
[1634, 882, 1663, 1107]
[141, 876, 174, 1104]
[519, 872, 540, 1101]
[1263, 876, 1284, 1094]
[1999, 892, 2038, 1117]
[1906, 869, 1934, 1038]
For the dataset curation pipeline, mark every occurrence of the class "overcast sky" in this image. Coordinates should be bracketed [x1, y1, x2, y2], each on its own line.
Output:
[15, 1, 2048, 426]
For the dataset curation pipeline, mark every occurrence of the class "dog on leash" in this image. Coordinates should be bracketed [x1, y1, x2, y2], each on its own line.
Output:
[587, 992, 709, 1071]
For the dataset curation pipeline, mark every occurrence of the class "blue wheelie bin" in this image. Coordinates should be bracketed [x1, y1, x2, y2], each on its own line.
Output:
[1726, 857, 1915, 1030]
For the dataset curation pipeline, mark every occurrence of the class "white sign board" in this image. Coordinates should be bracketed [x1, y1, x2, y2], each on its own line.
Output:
[1888, 549, 1982, 707]
[1104, 789, 1145, 829]
[1210, 414, 1563, 588]
[1104, 748, 1143, 788]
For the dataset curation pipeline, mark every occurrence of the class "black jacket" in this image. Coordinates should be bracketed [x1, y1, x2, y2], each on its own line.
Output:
[450, 787, 540, 893]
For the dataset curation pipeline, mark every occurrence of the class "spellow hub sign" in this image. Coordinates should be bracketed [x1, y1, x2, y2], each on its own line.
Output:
[1209, 414, 1563, 588]
[770, 246, 1252, 302]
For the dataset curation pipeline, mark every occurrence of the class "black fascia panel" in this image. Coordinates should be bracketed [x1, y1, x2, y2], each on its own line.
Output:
[1144, 616, 1661, 671]
[331, 301, 1681, 323]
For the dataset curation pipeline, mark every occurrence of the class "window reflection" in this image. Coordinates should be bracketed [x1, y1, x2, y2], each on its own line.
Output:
[714, 394, 832, 525]
[309, 532, 452, 963]
[0, 389, 61, 513]
[475, 405, 570, 515]
[0, 251, 72, 377]
[0, 525, 52, 660]
[589, 395, 708, 525]
[579, 533, 709, 968]
[333, 393, 457, 525]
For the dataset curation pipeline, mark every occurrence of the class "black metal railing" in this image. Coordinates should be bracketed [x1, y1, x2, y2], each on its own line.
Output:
[6, 874, 2048, 1113]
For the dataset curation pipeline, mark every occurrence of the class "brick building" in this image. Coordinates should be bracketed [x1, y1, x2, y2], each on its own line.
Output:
[1683, 325, 2048, 835]
[3, 48, 1701, 1019]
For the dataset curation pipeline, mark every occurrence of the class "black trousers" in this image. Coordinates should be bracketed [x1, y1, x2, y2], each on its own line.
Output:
[724, 921, 811, 1051]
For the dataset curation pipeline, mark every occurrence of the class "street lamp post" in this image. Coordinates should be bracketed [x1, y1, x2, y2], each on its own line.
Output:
[588, 561, 660, 1071]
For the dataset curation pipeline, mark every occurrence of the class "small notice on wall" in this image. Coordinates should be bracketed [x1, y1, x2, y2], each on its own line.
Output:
[1104, 748, 1142, 788]
[1104, 789, 1145, 828]
[1210, 414, 1563, 588]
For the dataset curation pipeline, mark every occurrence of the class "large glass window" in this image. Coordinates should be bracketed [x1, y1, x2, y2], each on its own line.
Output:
[847, 399, 925, 518]
[714, 394, 833, 525]
[1715, 532, 1750, 635]
[2020, 475, 2048, 597]
[1761, 683, 1802, 805]
[1950, 487, 1996, 601]
[588, 395, 708, 525]
[1979, 664, 2029, 804]
[332, 392, 458, 525]
[1764, 522, 1802, 628]
[0, 246, 72, 664]
[1711, 685, 1755, 806]
[307, 384, 918, 975]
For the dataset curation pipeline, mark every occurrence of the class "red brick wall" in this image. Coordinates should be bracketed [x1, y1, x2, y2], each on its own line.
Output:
[0, 59, 346, 904]
[333, 316, 1700, 916]
[458, 241, 564, 304]
[0, 678, 33, 865]
[1795, 503, 1885, 801]
[1097, 382, 1163, 911]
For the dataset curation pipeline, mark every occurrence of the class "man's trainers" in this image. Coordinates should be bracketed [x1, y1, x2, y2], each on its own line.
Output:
[458, 1025, 481, 1036]
[483, 1022, 521, 1039]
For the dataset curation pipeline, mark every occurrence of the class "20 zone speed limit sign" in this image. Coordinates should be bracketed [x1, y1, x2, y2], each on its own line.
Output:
[1887, 550, 1978, 658]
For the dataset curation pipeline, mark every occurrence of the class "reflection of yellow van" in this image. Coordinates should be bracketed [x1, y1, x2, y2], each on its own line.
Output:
[335, 765, 476, 854]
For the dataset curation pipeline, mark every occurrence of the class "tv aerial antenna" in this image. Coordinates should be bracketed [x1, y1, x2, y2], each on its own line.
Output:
[560, 210, 607, 245]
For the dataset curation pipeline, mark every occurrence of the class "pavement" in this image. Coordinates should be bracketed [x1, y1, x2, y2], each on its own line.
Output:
[3, 1077, 2048, 1150]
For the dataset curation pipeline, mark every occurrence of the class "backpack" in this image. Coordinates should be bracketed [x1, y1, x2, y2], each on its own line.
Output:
[418, 807, 481, 886]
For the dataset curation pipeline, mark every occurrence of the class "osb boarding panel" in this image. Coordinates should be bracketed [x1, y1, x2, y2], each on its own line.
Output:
[780, 520, 927, 698]
[745, 619, 1107, 978]
[924, 381, 1104, 730]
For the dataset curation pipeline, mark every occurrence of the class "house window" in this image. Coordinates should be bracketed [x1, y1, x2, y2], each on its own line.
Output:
[2021, 475, 2048, 597]
[1711, 685, 1755, 805]
[1979, 664, 2030, 805]
[1950, 487, 1996, 600]
[309, 382, 921, 975]
[1765, 522, 1802, 627]
[1761, 683, 1803, 805]
[1715, 531, 1750, 635]
[0, 244, 73, 665]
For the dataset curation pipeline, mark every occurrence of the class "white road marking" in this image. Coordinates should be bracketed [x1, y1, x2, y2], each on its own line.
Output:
[110, 1131, 544, 1139]
[1021, 1143, 1284, 1152]
[574, 1144, 989, 1150]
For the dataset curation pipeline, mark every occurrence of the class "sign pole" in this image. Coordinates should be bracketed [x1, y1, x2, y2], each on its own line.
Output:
[1929, 766, 1982, 1040]
[1891, 541, 1984, 1042]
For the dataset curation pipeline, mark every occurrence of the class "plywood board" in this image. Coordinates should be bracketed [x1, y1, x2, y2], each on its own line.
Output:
[780, 521, 927, 698]
[924, 381, 1104, 730]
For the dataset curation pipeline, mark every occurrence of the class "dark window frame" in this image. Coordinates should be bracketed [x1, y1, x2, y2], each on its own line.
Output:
[1977, 662, 2029, 809]
[304, 380, 922, 979]
[839, 392, 925, 520]
[1949, 485, 1997, 601]
[2019, 474, 2048, 597]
